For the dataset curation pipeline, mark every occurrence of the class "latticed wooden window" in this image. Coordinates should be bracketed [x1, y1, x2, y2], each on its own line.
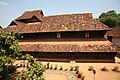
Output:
[85, 32, 89, 38]
[57, 33, 61, 38]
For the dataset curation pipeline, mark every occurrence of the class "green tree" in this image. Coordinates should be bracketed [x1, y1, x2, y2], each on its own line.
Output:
[98, 10, 120, 27]
[0, 30, 45, 80]
[118, 14, 120, 26]
[16, 54, 45, 80]
[0, 30, 20, 79]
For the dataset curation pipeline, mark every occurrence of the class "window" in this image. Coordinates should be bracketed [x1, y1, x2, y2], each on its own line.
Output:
[57, 33, 61, 38]
[85, 32, 90, 38]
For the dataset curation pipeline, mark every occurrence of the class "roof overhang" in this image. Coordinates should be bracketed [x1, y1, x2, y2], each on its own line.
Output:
[18, 41, 119, 52]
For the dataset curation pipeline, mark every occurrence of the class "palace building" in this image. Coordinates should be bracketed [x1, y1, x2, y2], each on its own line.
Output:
[6, 10, 119, 62]
[105, 27, 120, 48]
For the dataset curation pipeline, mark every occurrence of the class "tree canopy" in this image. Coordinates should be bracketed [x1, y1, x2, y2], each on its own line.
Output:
[98, 10, 120, 28]
[0, 30, 45, 80]
[0, 30, 20, 79]
[0, 30, 20, 65]
[16, 54, 45, 80]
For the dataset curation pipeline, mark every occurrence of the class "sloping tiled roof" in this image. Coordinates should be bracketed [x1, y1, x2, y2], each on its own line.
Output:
[0, 26, 2, 28]
[106, 27, 120, 37]
[16, 10, 44, 20]
[9, 21, 26, 27]
[19, 41, 118, 52]
[0, 26, 3, 30]
[6, 10, 111, 33]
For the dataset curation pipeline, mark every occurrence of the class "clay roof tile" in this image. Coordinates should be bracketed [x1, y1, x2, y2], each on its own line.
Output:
[7, 10, 111, 33]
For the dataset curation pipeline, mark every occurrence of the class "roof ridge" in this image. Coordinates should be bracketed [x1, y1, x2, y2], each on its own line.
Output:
[23, 10, 43, 13]
[44, 13, 93, 18]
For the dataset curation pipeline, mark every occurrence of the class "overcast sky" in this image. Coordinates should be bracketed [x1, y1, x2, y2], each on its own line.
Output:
[0, 0, 120, 28]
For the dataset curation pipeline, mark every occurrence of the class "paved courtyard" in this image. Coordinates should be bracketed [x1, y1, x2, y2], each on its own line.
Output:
[14, 60, 120, 80]
[42, 62, 120, 80]
[45, 70, 77, 80]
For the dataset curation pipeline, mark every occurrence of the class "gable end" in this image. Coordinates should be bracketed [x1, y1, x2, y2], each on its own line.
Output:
[27, 15, 43, 23]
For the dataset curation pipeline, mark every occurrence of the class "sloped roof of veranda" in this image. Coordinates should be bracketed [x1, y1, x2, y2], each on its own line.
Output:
[18, 40, 119, 52]
[5, 10, 111, 33]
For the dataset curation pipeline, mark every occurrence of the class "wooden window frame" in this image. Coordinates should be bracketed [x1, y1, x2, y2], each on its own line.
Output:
[57, 33, 61, 38]
[85, 32, 90, 38]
